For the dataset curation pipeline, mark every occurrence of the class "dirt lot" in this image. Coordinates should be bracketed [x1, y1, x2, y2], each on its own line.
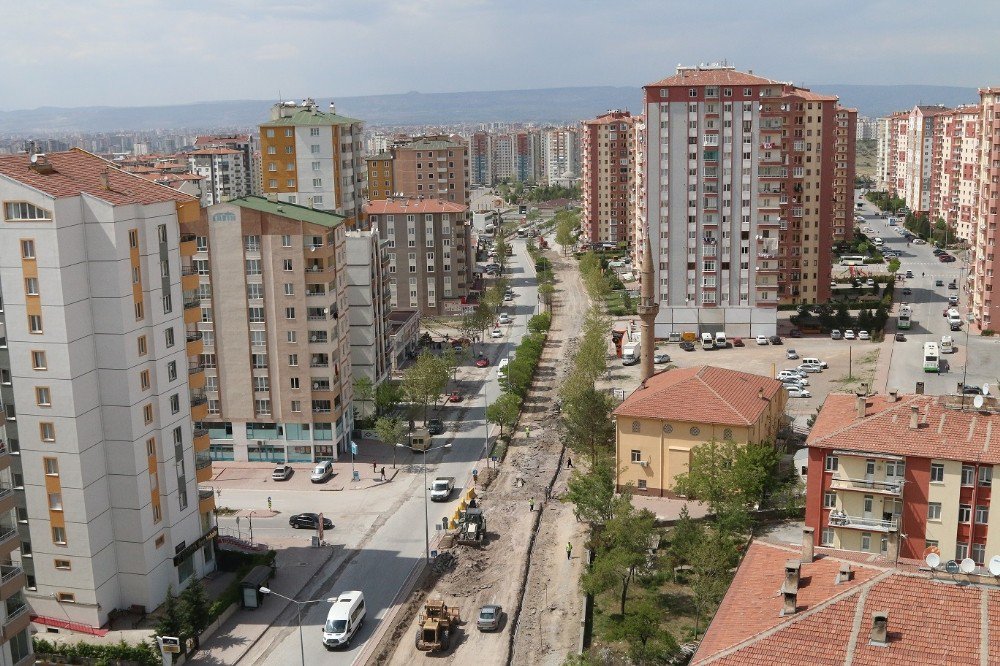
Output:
[382, 241, 589, 665]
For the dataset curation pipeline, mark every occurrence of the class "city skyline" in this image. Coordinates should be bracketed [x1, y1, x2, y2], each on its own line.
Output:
[2, 0, 997, 109]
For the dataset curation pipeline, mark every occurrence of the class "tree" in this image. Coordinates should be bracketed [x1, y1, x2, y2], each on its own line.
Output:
[834, 302, 853, 332]
[815, 302, 835, 332]
[561, 386, 615, 465]
[374, 381, 401, 418]
[858, 309, 873, 333]
[486, 392, 521, 438]
[583, 495, 657, 615]
[156, 586, 184, 641]
[375, 415, 406, 468]
[538, 281, 555, 311]
[690, 527, 740, 639]
[555, 215, 576, 254]
[667, 505, 703, 566]
[180, 580, 210, 641]
[402, 351, 449, 422]
[353, 376, 375, 420]
[617, 599, 679, 665]
[873, 302, 890, 333]
[527, 312, 551, 334]
[564, 457, 617, 525]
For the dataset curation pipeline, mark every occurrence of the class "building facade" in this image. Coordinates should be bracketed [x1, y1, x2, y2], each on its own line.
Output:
[469, 132, 492, 186]
[183, 197, 354, 463]
[187, 148, 251, 206]
[971, 88, 1000, 331]
[193, 134, 259, 196]
[365, 136, 470, 208]
[259, 99, 366, 229]
[935, 106, 980, 241]
[345, 228, 392, 403]
[0, 149, 216, 630]
[903, 105, 951, 214]
[540, 127, 580, 186]
[613, 366, 786, 496]
[367, 198, 472, 317]
[581, 111, 635, 247]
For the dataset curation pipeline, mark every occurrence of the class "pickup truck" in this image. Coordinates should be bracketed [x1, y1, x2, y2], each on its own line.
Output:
[430, 477, 455, 502]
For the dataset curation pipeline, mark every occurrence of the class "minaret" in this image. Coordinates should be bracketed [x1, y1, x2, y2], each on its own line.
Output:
[637, 230, 659, 381]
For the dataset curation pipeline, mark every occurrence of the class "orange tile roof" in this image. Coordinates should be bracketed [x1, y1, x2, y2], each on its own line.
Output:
[647, 68, 781, 88]
[694, 539, 1000, 665]
[364, 198, 468, 215]
[613, 366, 783, 426]
[583, 111, 634, 126]
[787, 88, 839, 102]
[807, 393, 1000, 464]
[0, 149, 194, 206]
[187, 148, 241, 156]
[194, 134, 251, 147]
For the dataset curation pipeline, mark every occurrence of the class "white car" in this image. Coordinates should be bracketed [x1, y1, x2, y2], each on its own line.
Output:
[310, 460, 333, 483]
[844, 330, 856, 340]
[782, 368, 808, 379]
[497, 313, 513, 325]
[777, 373, 808, 386]
[858, 330, 871, 340]
[503, 293, 514, 302]
[490, 328, 503, 338]
[786, 386, 812, 398]
[755, 335, 769, 345]
[798, 362, 823, 373]
[913, 238, 927, 245]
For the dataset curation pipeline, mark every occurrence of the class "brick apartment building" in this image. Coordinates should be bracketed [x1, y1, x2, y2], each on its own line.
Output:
[581, 110, 635, 248]
[366, 135, 470, 208]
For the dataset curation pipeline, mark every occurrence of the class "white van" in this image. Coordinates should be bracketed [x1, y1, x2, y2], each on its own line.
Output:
[801, 357, 828, 369]
[497, 357, 510, 378]
[714, 332, 727, 348]
[940, 336, 954, 354]
[323, 591, 366, 649]
[701, 332, 715, 350]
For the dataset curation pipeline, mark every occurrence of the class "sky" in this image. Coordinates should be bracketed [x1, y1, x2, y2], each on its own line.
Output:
[2, 0, 996, 109]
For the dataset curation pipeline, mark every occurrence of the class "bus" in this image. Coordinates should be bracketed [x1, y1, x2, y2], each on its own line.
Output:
[840, 255, 866, 266]
[923, 342, 940, 373]
[897, 304, 912, 330]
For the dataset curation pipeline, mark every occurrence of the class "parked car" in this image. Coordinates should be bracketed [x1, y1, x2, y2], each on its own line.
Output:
[831, 329, 843, 340]
[477, 604, 503, 632]
[798, 362, 824, 373]
[902, 288, 912, 295]
[654, 353, 671, 364]
[769, 335, 783, 345]
[844, 330, 856, 340]
[782, 368, 809, 379]
[948, 282, 958, 290]
[490, 328, 503, 338]
[895, 333, 907, 342]
[935, 279, 945, 287]
[272, 464, 292, 481]
[289, 513, 333, 530]
[785, 386, 812, 398]
[448, 392, 462, 403]
[497, 313, 513, 324]
[913, 238, 927, 244]
[475, 356, 489, 368]
[310, 460, 333, 483]
[858, 330, 871, 340]
[732, 337, 744, 347]
[906, 270, 914, 278]
[679, 341, 696, 352]
[777, 372, 808, 386]
[942, 255, 957, 263]
[789, 329, 803, 338]
[948, 295, 959, 305]
[427, 419, 445, 435]
[755, 335, 769, 345]
[786, 349, 799, 360]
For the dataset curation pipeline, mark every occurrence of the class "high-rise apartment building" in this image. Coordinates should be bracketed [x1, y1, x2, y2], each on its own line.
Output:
[935, 106, 980, 241]
[345, 228, 392, 404]
[541, 127, 580, 186]
[903, 105, 951, 213]
[187, 148, 251, 206]
[183, 197, 354, 462]
[0, 149, 216, 629]
[259, 99, 366, 229]
[581, 111, 635, 247]
[193, 134, 259, 196]
[365, 135, 470, 208]
[367, 198, 472, 316]
[469, 132, 492, 186]
[875, 116, 892, 191]
[971, 88, 1000, 331]
[638, 64, 855, 337]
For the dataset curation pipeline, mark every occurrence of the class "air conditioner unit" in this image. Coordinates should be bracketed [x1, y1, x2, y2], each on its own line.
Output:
[637, 460, 648, 467]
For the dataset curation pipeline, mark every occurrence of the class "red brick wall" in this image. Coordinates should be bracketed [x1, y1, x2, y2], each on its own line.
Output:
[901, 457, 930, 559]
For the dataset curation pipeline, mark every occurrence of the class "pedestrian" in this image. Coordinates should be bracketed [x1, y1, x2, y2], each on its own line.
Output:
[566, 541, 573, 560]
[373, 461, 377, 474]
[529, 497, 535, 512]
[526, 425, 531, 439]
[566, 456, 573, 469]
[380, 466, 386, 481]
[267, 496, 272, 511]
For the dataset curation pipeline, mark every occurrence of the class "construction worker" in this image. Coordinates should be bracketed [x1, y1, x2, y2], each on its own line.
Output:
[566, 541, 573, 560]
[529, 497, 535, 512]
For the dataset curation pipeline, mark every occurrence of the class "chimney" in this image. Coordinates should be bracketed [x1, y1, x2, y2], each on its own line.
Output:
[909, 406, 920, 430]
[856, 393, 866, 419]
[887, 389, 898, 403]
[869, 611, 889, 646]
[836, 562, 853, 584]
[780, 560, 801, 616]
[801, 527, 815, 563]
[781, 588, 797, 616]
[99, 169, 110, 190]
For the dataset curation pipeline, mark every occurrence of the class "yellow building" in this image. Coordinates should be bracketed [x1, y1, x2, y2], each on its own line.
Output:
[613, 366, 787, 496]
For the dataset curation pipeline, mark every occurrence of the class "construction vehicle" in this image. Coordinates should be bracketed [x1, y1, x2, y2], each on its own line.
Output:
[456, 507, 486, 545]
[415, 596, 461, 652]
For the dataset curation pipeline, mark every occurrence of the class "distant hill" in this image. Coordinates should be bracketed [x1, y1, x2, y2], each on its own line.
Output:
[0, 84, 980, 134]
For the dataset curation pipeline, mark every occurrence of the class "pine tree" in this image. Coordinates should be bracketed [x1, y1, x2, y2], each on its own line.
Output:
[156, 586, 183, 641]
[180, 580, 211, 640]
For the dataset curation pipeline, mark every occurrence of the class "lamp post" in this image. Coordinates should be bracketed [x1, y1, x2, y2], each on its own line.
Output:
[398, 441, 452, 563]
[258, 587, 337, 665]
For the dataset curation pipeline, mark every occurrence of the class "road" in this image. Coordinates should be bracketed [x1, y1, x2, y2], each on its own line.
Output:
[248, 237, 538, 665]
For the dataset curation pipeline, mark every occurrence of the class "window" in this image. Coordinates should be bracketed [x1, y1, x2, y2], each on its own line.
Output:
[35, 387, 51, 406]
[977, 505, 990, 523]
[246, 283, 263, 300]
[930, 462, 944, 482]
[824, 454, 838, 471]
[956, 542, 969, 561]
[44, 457, 58, 475]
[980, 466, 993, 487]
[823, 492, 836, 508]
[287, 331, 297, 343]
[52, 526, 67, 544]
[252, 354, 268, 369]
[289, 354, 298, 366]
[283, 259, 293, 272]
[860, 532, 871, 552]
[48, 492, 62, 510]
[290, 377, 300, 389]
[821, 528, 834, 546]
[140, 370, 150, 391]
[167, 361, 177, 382]
[285, 307, 296, 320]
[169, 394, 180, 414]
[147, 439, 156, 457]
[40, 422, 55, 442]
[28, 314, 43, 333]
[153, 504, 162, 523]
[165, 327, 175, 348]
[20, 239, 36, 258]
[291, 400, 302, 413]
[962, 465, 975, 486]
[134, 301, 144, 321]
[284, 283, 294, 296]
[31, 350, 46, 369]
[959, 504, 972, 523]
[246, 259, 261, 276]
[24, 277, 39, 296]
[54, 559, 71, 570]
[928, 502, 942, 520]
[630, 450, 641, 463]
[143, 404, 153, 424]
[56, 592, 75, 602]
[250, 330, 266, 347]
[255, 399, 271, 415]
[310, 127, 320, 136]
[248, 308, 264, 323]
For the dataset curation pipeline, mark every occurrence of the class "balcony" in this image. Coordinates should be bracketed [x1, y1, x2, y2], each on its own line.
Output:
[195, 454, 213, 482]
[188, 364, 206, 390]
[2, 597, 29, 639]
[191, 394, 208, 420]
[311, 379, 331, 391]
[829, 477, 903, 496]
[186, 331, 204, 356]
[0, 527, 18, 559]
[181, 268, 200, 292]
[0, 485, 14, 516]
[828, 511, 898, 532]
[0, 443, 10, 473]
[198, 487, 216, 514]
[180, 234, 197, 257]
[0, 564, 25, 601]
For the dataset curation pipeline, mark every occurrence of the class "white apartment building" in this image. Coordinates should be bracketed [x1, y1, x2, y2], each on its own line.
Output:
[0, 150, 216, 630]
[541, 127, 580, 186]
[345, 229, 392, 409]
[187, 148, 250, 206]
[904, 105, 950, 213]
[875, 116, 892, 191]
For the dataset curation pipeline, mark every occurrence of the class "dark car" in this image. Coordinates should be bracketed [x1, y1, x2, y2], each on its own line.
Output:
[427, 419, 445, 435]
[902, 288, 912, 295]
[935, 279, 945, 287]
[961, 385, 983, 395]
[789, 329, 803, 338]
[894, 333, 906, 342]
[679, 341, 696, 352]
[768, 335, 783, 345]
[942, 255, 957, 262]
[949, 282, 958, 290]
[475, 356, 489, 368]
[933, 248, 945, 255]
[289, 513, 334, 530]
[732, 337, 744, 347]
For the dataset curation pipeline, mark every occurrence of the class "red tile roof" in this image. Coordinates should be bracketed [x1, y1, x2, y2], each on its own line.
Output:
[0, 149, 194, 206]
[583, 111, 634, 126]
[613, 366, 784, 426]
[647, 67, 781, 88]
[364, 198, 467, 215]
[807, 393, 1000, 464]
[694, 539, 1000, 665]
[194, 134, 251, 147]
[187, 148, 241, 156]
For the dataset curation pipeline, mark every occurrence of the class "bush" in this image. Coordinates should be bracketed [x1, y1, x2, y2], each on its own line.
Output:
[33, 637, 161, 666]
[527, 312, 552, 333]
[983, 329, 996, 337]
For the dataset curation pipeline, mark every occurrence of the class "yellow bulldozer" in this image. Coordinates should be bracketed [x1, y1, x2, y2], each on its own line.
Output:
[415, 596, 461, 652]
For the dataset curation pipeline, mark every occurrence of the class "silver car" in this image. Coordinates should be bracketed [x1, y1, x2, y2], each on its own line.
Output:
[797, 363, 823, 373]
[477, 604, 502, 632]
[786, 386, 812, 398]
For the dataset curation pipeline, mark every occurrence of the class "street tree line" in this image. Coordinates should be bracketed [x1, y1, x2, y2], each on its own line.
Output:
[485, 312, 552, 442]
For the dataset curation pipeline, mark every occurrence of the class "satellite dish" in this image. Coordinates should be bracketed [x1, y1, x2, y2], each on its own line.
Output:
[945, 560, 960, 574]
[989, 556, 1000, 576]
[974, 395, 985, 409]
[925, 552, 941, 569]
[960, 558, 976, 574]
[984, 383, 991, 396]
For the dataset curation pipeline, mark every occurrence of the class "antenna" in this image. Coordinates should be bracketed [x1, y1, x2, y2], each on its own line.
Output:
[989, 556, 1000, 577]
[925, 552, 941, 569]
[945, 560, 960, 574]
[984, 383, 991, 396]
[974, 395, 985, 409]
[960, 558, 976, 574]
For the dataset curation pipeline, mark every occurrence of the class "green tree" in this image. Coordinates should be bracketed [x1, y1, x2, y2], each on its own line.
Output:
[374, 381, 401, 417]
[375, 416, 407, 468]
[617, 599, 679, 665]
[486, 392, 521, 438]
[353, 376, 375, 420]
[402, 351, 449, 422]
[815, 302, 835, 332]
[527, 312, 552, 334]
[538, 281, 556, 311]
[858, 309, 873, 333]
[690, 527, 740, 639]
[561, 386, 615, 465]
[156, 586, 184, 641]
[834, 302, 853, 332]
[564, 457, 617, 525]
[583, 495, 657, 615]
[180, 580, 211, 640]
[667, 505, 703, 566]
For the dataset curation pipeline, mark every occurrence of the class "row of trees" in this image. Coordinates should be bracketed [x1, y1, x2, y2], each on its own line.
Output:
[485, 312, 552, 440]
[554, 210, 580, 255]
[791, 301, 890, 334]
[155, 582, 211, 652]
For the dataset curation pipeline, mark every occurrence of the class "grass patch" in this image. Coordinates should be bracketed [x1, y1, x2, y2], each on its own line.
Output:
[830, 348, 879, 392]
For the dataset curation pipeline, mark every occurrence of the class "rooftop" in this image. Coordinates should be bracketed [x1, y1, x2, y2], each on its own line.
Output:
[0, 148, 195, 206]
[808, 393, 1000, 463]
[365, 198, 468, 215]
[224, 196, 345, 228]
[694, 539, 1000, 665]
[261, 107, 362, 128]
[647, 65, 781, 89]
[613, 366, 783, 426]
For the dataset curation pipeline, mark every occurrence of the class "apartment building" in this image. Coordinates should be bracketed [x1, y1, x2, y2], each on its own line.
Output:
[0, 149, 216, 630]
[182, 197, 353, 462]
[903, 105, 952, 214]
[806, 391, 1000, 563]
[884, 111, 909, 196]
[581, 111, 635, 247]
[259, 99, 366, 229]
[187, 148, 250, 206]
[971, 88, 1000, 331]
[638, 64, 856, 337]
[875, 116, 892, 190]
[469, 131, 492, 186]
[365, 135, 470, 207]
[367, 198, 472, 316]
[540, 127, 580, 187]
[935, 106, 980, 241]
[192, 134, 259, 196]
[345, 228, 392, 402]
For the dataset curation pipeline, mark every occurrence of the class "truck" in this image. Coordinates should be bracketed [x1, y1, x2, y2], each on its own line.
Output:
[430, 477, 455, 502]
[456, 507, 486, 545]
[622, 340, 640, 366]
[415, 596, 461, 652]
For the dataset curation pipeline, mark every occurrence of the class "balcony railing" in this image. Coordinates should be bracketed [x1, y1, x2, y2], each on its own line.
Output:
[829, 477, 902, 496]
[0, 484, 12, 501]
[189, 364, 204, 375]
[198, 488, 214, 501]
[828, 512, 898, 532]
[195, 455, 212, 470]
[3, 600, 28, 626]
[186, 331, 203, 343]
[191, 395, 208, 407]
[193, 428, 209, 439]
[0, 528, 17, 547]
[0, 564, 22, 585]
[183, 298, 201, 310]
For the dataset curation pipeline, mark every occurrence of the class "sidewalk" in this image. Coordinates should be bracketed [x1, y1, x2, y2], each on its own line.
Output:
[207, 451, 401, 496]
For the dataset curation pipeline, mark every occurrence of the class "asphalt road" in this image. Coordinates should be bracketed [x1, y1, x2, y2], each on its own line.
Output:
[253, 237, 538, 665]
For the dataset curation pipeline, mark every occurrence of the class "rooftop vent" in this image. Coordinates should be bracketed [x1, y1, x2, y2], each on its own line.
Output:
[869, 611, 889, 646]
[909, 405, 920, 430]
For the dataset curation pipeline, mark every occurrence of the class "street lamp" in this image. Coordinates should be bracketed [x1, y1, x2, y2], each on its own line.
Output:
[258, 587, 337, 665]
[397, 441, 452, 563]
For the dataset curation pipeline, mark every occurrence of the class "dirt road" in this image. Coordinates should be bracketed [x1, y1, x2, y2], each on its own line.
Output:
[382, 240, 590, 665]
